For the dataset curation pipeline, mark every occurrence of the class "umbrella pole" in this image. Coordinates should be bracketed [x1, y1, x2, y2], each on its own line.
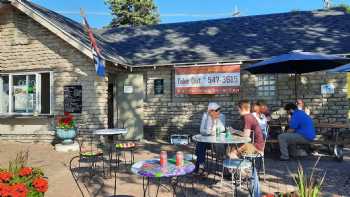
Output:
[294, 74, 298, 100]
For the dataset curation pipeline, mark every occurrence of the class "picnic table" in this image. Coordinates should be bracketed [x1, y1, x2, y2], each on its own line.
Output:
[267, 122, 349, 161]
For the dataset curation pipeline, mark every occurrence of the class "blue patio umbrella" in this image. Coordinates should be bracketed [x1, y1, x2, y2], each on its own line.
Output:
[245, 51, 350, 98]
[328, 63, 350, 73]
[246, 51, 349, 74]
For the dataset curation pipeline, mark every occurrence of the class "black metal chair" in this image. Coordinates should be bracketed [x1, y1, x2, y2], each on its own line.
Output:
[77, 134, 105, 177]
[115, 140, 138, 169]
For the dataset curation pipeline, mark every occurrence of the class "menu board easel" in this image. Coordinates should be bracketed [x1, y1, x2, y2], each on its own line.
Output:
[64, 85, 82, 113]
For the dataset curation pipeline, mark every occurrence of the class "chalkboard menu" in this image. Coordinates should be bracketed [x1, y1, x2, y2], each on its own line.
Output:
[64, 85, 82, 113]
[154, 79, 164, 95]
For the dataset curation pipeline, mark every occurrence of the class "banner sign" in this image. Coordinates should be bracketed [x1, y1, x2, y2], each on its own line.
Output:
[175, 64, 240, 94]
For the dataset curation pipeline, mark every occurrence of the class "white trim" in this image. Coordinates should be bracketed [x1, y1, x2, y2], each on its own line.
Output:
[36, 73, 41, 113]
[173, 62, 243, 68]
[8, 75, 13, 114]
[0, 71, 53, 115]
[0, 71, 53, 75]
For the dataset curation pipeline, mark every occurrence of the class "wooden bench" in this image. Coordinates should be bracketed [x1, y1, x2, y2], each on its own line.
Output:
[266, 123, 350, 161]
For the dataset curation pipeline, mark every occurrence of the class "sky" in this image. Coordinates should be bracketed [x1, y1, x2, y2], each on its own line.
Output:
[31, 0, 350, 28]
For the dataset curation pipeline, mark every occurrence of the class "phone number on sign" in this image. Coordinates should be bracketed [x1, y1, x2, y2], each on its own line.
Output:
[207, 75, 239, 84]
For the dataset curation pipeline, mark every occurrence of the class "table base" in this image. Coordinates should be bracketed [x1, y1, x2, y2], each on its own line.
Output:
[142, 175, 193, 197]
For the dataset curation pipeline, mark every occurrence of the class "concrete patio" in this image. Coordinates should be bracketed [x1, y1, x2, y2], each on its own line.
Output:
[0, 141, 349, 197]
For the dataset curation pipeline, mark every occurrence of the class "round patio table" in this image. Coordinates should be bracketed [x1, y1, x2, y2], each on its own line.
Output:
[131, 159, 195, 197]
[192, 134, 251, 178]
[192, 134, 251, 144]
[93, 128, 128, 195]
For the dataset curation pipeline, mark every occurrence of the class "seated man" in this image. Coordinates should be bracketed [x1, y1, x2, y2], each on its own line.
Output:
[227, 100, 264, 158]
[296, 99, 311, 116]
[194, 102, 225, 172]
[278, 103, 315, 161]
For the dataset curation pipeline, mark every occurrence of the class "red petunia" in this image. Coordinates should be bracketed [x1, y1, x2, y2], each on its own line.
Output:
[11, 183, 28, 197]
[19, 167, 32, 177]
[32, 177, 48, 193]
[0, 172, 12, 182]
[0, 183, 11, 197]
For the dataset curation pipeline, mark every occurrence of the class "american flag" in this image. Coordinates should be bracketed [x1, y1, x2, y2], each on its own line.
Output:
[80, 9, 105, 77]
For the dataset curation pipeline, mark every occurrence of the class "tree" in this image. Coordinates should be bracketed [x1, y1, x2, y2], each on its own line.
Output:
[105, 0, 160, 27]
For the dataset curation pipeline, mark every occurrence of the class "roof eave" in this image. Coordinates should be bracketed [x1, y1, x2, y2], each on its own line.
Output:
[10, 0, 130, 69]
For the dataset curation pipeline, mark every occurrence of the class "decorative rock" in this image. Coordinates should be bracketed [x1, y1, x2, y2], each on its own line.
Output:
[55, 142, 79, 152]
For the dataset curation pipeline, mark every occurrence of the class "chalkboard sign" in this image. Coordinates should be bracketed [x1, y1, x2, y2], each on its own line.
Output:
[154, 79, 164, 95]
[64, 85, 82, 113]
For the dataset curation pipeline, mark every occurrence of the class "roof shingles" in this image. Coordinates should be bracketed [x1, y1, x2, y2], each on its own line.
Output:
[14, 1, 350, 66]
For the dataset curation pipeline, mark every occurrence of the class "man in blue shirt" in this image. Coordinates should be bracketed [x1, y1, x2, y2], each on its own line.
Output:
[278, 103, 315, 160]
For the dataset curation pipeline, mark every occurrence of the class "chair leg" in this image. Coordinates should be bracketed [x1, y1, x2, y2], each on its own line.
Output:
[231, 169, 236, 197]
[239, 169, 242, 189]
[220, 165, 224, 194]
[262, 157, 266, 182]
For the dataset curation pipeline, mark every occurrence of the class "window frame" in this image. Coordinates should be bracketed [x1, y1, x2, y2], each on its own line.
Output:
[256, 74, 276, 97]
[0, 71, 53, 116]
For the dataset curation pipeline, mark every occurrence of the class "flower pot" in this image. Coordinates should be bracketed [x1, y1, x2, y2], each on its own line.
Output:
[56, 128, 76, 144]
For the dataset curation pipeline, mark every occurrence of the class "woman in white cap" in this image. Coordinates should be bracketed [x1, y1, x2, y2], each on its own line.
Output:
[195, 102, 225, 173]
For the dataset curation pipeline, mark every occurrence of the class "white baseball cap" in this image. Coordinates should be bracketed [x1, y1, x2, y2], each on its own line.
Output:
[208, 102, 220, 111]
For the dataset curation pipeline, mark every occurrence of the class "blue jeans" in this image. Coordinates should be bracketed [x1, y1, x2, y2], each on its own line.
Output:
[195, 142, 208, 169]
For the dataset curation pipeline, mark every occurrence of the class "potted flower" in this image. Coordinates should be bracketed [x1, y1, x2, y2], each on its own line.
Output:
[56, 112, 77, 144]
[0, 151, 48, 197]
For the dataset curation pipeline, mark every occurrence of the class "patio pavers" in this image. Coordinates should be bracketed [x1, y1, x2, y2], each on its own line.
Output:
[0, 140, 349, 197]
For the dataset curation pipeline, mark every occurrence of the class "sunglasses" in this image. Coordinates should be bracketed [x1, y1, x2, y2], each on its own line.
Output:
[215, 108, 221, 112]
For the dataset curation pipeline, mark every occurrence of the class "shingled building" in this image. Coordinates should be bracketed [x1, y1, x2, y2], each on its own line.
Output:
[1, 0, 350, 141]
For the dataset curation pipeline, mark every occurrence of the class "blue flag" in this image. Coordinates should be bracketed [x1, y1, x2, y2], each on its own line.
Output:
[82, 11, 105, 77]
[92, 49, 106, 77]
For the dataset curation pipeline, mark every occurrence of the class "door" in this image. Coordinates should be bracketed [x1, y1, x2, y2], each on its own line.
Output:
[107, 83, 114, 128]
[115, 73, 144, 139]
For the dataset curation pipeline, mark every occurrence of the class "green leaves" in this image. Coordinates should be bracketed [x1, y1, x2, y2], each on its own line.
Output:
[105, 0, 160, 27]
[290, 157, 326, 197]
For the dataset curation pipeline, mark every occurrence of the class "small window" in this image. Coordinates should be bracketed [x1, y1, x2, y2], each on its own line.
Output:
[256, 75, 276, 97]
[154, 79, 164, 95]
[0, 72, 53, 115]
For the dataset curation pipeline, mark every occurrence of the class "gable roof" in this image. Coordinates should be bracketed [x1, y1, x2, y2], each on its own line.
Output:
[98, 8, 350, 66]
[9, 0, 129, 66]
[6, 0, 350, 67]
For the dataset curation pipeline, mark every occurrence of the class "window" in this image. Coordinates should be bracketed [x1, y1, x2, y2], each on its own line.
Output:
[0, 72, 53, 115]
[256, 75, 276, 97]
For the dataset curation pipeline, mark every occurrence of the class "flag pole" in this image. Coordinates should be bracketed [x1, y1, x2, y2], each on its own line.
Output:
[80, 8, 105, 80]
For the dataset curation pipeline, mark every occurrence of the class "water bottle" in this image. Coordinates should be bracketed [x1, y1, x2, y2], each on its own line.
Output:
[160, 151, 167, 168]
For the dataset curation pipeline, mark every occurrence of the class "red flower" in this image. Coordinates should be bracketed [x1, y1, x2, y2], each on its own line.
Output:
[0, 183, 11, 197]
[63, 119, 70, 125]
[0, 172, 12, 182]
[19, 167, 32, 177]
[11, 183, 28, 197]
[64, 112, 70, 116]
[32, 177, 48, 193]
